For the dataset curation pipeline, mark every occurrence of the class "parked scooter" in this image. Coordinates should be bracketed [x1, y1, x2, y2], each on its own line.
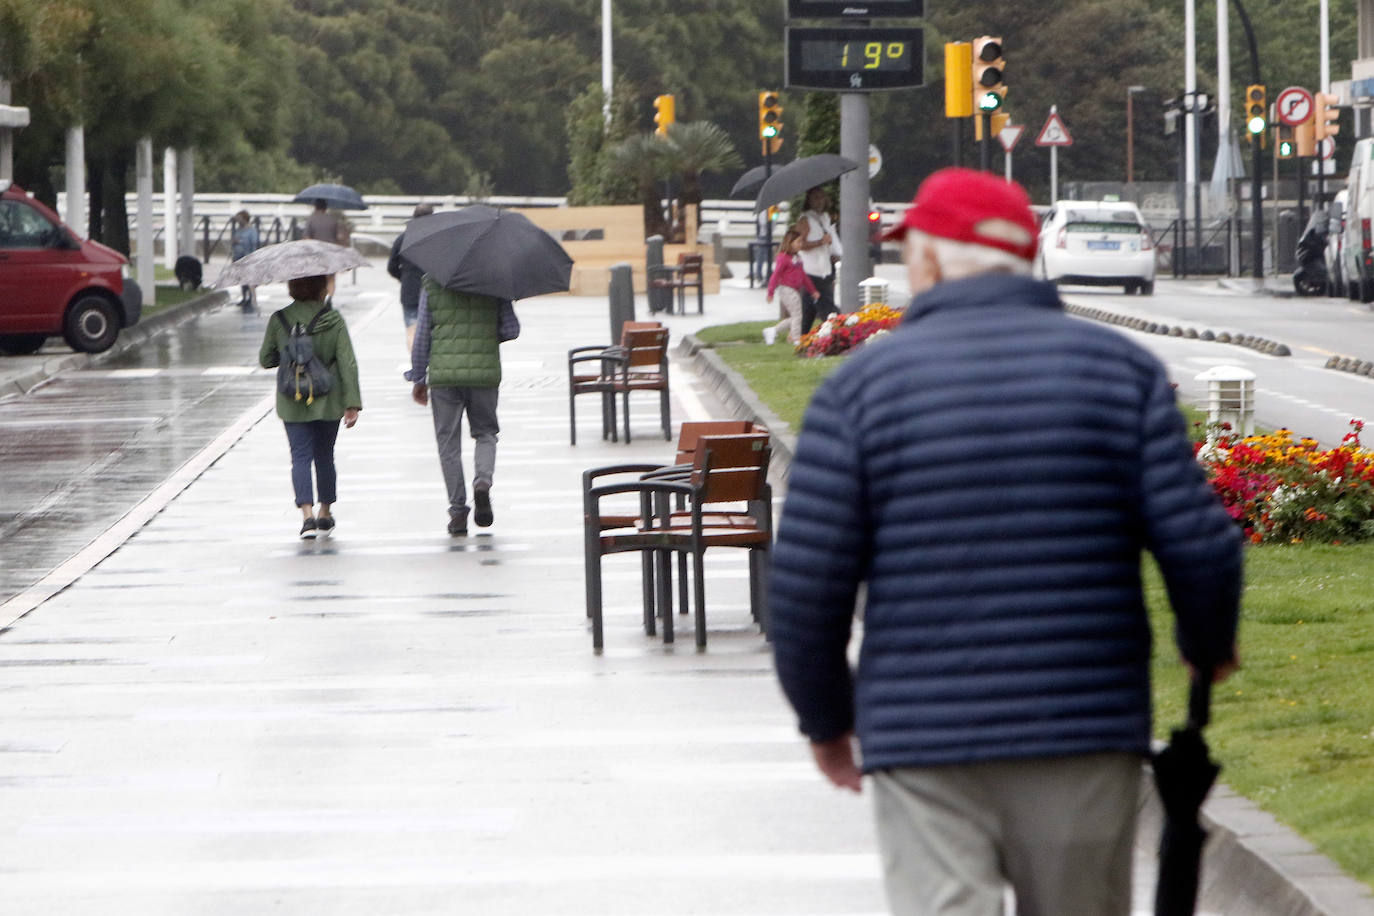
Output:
[1293, 210, 1330, 297]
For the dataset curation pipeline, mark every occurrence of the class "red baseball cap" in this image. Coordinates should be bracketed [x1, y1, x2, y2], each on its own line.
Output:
[881, 167, 1039, 262]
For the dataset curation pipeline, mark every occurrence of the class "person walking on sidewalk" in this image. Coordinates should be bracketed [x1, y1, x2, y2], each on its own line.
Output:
[405, 277, 505, 537]
[387, 203, 435, 351]
[795, 185, 841, 335]
[230, 210, 260, 312]
[763, 226, 818, 346]
[768, 167, 1242, 916]
[258, 275, 362, 539]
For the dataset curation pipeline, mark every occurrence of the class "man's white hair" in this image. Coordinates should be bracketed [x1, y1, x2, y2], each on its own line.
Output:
[905, 229, 1033, 280]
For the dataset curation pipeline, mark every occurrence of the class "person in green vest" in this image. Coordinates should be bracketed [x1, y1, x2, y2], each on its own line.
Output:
[259, 274, 363, 539]
[405, 276, 505, 537]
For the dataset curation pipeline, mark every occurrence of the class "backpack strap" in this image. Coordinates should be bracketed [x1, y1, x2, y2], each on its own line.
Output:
[304, 305, 331, 335]
[275, 311, 293, 335]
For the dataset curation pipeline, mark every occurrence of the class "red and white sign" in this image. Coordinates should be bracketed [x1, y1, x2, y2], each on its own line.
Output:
[1319, 136, 1336, 160]
[1275, 86, 1315, 127]
[997, 125, 1025, 153]
[1034, 112, 1073, 147]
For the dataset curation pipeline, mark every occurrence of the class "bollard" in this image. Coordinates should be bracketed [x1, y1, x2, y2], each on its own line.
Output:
[608, 263, 635, 343]
[645, 234, 671, 314]
[1195, 365, 1255, 439]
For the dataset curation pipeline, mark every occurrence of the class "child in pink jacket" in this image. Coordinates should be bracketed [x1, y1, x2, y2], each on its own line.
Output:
[764, 226, 819, 345]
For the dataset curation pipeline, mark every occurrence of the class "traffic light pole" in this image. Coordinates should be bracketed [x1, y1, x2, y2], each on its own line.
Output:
[838, 92, 872, 313]
[1230, 0, 1264, 280]
[763, 141, 774, 278]
[979, 113, 991, 171]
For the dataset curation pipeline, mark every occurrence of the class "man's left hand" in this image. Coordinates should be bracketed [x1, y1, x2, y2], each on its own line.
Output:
[811, 734, 862, 793]
[412, 382, 429, 406]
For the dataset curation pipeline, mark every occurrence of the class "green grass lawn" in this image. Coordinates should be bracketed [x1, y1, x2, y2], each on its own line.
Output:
[693, 320, 1374, 888]
[145, 265, 223, 317]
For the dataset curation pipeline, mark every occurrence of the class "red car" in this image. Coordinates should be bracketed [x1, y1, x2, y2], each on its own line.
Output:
[0, 181, 142, 355]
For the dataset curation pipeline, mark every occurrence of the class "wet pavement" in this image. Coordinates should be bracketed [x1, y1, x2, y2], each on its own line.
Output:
[0, 264, 1363, 913]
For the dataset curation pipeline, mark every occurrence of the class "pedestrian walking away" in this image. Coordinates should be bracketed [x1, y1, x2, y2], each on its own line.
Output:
[303, 199, 350, 247]
[768, 167, 1242, 916]
[259, 274, 363, 540]
[406, 276, 508, 537]
[230, 210, 261, 312]
[795, 185, 842, 335]
[388, 203, 436, 351]
[763, 225, 818, 346]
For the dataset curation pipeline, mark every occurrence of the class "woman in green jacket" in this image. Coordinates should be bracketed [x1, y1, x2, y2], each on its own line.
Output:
[259, 275, 363, 539]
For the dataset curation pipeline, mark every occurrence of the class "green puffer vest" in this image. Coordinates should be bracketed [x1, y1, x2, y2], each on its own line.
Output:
[422, 278, 502, 388]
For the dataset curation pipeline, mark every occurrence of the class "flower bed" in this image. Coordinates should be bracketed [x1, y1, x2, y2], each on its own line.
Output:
[1196, 420, 1374, 544]
[795, 304, 904, 358]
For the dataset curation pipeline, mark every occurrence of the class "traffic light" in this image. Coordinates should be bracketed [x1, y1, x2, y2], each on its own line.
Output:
[1244, 84, 1266, 140]
[758, 91, 783, 141]
[653, 94, 675, 136]
[1314, 92, 1341, 142]
[1296, 119, 1316, 157]
[974, 111, 1009, 142]
[971, 36, 1006, 113]
[944, 42, 973, 118]
[1276, 123, 1295, 160]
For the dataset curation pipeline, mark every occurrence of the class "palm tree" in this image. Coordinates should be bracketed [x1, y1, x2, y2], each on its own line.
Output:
[608, 133, 673, 238]
[662, 121, 742, 240]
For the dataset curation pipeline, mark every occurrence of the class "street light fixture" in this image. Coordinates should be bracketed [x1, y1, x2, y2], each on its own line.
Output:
[1126, 85, 1147, 184]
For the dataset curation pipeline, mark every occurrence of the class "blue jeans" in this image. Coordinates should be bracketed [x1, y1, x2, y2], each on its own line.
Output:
[283, 420, 341, 507]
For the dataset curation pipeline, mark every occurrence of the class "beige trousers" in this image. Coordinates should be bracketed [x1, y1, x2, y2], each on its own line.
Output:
[767, 285, 805, 344]
[871, 753, 1141, 916]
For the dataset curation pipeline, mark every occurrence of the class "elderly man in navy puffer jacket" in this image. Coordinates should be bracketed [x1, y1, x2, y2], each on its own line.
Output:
[769, 168, 1241, 916]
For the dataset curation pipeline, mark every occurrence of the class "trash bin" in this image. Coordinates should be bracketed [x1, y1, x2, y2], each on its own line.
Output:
[608, 263, 635, 343]
[645, 235, 672, 314]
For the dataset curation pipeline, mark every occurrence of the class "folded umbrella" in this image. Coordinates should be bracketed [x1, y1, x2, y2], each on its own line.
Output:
[293, 183, 367, 210]
[753, 154, 859, 213]
[399, 205, 573, 301]
[212, 239, 369, 289]
[1153, 672, 1220, 916]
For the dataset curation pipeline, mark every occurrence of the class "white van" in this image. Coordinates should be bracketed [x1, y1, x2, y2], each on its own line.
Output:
[1341, 138, 1374, 301]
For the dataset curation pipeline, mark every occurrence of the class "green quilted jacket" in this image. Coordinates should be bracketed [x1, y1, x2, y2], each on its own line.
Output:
[423, 278, 501, 388]
[258, 299, 363, 423]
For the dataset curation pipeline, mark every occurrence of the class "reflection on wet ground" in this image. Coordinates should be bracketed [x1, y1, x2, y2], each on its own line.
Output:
[0, 292, 378, 607]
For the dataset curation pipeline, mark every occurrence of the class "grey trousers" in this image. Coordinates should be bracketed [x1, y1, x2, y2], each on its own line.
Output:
[429, 385, 499, 519]
[871, 753, 1140, 916]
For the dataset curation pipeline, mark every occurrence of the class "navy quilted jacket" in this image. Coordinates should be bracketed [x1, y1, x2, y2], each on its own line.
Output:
[770, 274, 1242, 770]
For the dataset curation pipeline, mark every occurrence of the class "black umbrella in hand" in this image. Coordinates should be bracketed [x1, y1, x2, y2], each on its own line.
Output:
[399, 205, 573, 301]
[1153, 672, 1220, 916]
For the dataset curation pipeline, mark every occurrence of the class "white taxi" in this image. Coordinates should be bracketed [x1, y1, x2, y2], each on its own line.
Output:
[1035, 200, 1156, 295]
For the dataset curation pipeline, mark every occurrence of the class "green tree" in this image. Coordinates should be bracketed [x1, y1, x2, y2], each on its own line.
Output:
[608, 132, 672, 237]
[566, 82, 638, 206]
[662, 121, 741, 217]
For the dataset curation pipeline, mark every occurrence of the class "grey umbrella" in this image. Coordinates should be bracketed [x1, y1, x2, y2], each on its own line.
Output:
[293, 183, 368, 210]
[399, 205, 573, 300]
[730, 165, 772, 198]
[212, 239, 369, 288]
[753, 154, 859, 212]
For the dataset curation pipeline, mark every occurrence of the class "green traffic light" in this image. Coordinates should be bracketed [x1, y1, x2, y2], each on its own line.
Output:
[1246, 115, 1266, 135]
[977, 91, 1002, 112]
[1279, 141, 1294, 156]
[762, 125, 779, 138]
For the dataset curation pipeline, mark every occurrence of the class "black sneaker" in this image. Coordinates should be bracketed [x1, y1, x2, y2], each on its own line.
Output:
[300, 518, 318, 540]
[447, 516, 468, 537]
[473, 487, 494, 528]
[316, 516, 335, 535]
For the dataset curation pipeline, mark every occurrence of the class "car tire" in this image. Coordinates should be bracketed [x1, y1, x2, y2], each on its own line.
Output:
[62, 295, 120, 354]
[1140, 280, 1155, 296]
[0, 333, 48, 356]
[1124, 281, 1137, 295]
[1361, 277, 1374, 304]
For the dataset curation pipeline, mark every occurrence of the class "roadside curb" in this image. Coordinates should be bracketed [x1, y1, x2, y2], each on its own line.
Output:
[0, 288, 230, 401]
[681, 333, 1374, 916]
[1061, 301, 1293, 357]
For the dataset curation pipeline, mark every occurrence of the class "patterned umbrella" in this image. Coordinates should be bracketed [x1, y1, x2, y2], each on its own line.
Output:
[212, 239, 368, 288]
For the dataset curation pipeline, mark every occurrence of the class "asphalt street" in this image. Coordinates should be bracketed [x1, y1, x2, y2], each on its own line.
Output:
[2, 262, 1368, 913]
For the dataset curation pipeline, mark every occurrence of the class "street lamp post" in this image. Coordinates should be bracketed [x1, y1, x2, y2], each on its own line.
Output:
[1126, 85, 1147, 183]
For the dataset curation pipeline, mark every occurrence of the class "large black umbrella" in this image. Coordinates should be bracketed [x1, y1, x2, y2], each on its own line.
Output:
[399, 205, 573, 300]
[730, 165, 771, 198]
[1153, 672, 1220, 916]
[293, 183, 368, 210]
[753, 154, 859, 212]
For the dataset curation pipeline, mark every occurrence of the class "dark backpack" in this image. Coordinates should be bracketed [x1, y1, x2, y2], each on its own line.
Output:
[275, 309, 334, 405]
